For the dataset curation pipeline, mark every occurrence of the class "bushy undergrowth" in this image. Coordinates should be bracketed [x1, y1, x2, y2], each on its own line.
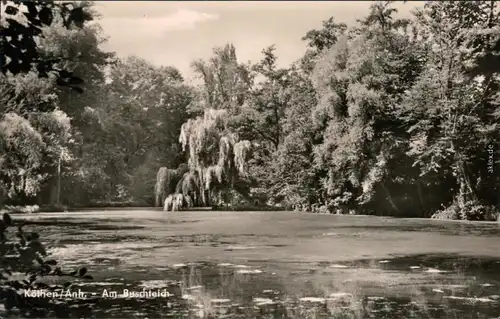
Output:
[212, 204, 285, 212]
[431, 200, 499, 221]
[2, 205, 40, 214]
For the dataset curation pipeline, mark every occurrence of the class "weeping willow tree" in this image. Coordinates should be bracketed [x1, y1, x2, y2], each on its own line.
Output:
[178, 108, 252, 207]
[174, 171, 201, 206]
[157, 44, 252, 211]
[154, 163, 188, 207]
[163, 193, 190, 211]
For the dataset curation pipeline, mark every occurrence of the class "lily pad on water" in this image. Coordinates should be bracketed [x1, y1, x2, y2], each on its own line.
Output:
[443, 296, 496, 303]
[253, 297, 274, 306]
[299, 297, 325, 303]
[426, 268, 448, 273]
[236, 269, 262, 274]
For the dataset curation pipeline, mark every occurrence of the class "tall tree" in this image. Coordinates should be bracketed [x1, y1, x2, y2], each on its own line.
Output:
[190, 44, 252, 112]
[301, 17, 348, 73]
[311, 1, 426, 215]
[67, 56, 192, 206]
[178, 108, 252, 207]
[35, 2, 113, 205]
[235, 47, 321, 209]
[266, 67, 320, 210]
[401, 1, 500, 220]
[0, 1, 95, 206]
[167, 45, 254, 208]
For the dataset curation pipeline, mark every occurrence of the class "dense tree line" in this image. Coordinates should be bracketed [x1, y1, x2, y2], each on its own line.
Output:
[1, 1, 499, 220]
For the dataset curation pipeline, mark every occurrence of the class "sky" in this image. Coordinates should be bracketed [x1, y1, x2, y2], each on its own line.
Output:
[95, 1, 424, 82]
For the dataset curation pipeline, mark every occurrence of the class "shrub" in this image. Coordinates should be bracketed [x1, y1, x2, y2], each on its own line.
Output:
[4, 205, 40, 214]
[432, 200, 499, 221]
[431, 202, 461, 220]
[460, 200, 498, 221]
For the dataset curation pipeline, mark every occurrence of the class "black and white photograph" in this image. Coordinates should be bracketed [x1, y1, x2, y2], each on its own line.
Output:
[1, 0, 500, 318]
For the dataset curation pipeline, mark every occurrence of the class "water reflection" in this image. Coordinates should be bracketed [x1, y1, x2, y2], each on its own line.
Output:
[15, 254, 496, 318]
[10, 212, 500, 318]
[333, 223, 500, 237]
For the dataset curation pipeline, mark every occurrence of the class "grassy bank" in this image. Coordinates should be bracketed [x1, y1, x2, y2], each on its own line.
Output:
[2, 201, 152, 214]
[211, 204, 286, 212]
[3, 203, 498, 224]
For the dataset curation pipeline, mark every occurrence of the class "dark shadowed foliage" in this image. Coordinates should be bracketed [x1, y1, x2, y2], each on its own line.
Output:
[0, 213, 94, 317]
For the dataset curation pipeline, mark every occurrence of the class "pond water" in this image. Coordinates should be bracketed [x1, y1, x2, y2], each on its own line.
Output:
[13, 210, 500, 318]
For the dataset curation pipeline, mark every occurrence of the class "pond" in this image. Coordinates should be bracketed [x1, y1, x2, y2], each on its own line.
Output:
[13, 210, 500, 318]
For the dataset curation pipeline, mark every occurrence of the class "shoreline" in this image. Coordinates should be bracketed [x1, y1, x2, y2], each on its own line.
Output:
[2, 205, 498, 224]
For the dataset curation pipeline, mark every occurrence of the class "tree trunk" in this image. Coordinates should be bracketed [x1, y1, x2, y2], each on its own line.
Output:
[47, 172, 58, 205]
[154, 184, 160, 207]
[460, 162, 476, 200]
[456, 160, 477, 207]
[56, 155, 61, 205]
[200, 188, 206, 206]
[381, 182, 400, 215]
[206, 189, 212, 207]
[416, 180, 425, 216]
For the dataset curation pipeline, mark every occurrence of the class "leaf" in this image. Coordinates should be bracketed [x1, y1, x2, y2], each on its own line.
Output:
[11, 280, 23, 289]
[42, 264, 52, 274]
[29, 241, 47, 256]
[3, 213, 12, 226]
[18, 222, 26, 232]
[68, 7, 85, 28]
[30, 232, 40, 241]
[38, 7, 53, 26]
[45, 259, 57, 265]
[35, 256, 44, 265]
[5, 18, 25, 32]
[4, 294, 15, 310]
[35, 282, 49, 289]
[78, 267, 87, 276]
[4, 61, 22, 75]
[4, 5, 18, 15]
[24, 2, 39, 19]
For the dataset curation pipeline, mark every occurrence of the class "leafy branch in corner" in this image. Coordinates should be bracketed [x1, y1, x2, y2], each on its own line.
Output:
[0, 212, 94, 318]
[1, 0, 93, 93]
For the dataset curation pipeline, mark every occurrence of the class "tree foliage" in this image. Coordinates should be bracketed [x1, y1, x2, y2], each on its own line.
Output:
[177, 108, 252, 208]
[154, 164, 188, 208]
[0, 2, 100, 316]
[303, 1, 499, 219]
[2, 0, 499, 222]
[1, 0, 93, 92]
[190, 44, 252, 112]
[155, 1, 499, 219]
[0, 1, 98, 207]
[401, 1, 500, 219]
[0, 212, 94, 317]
